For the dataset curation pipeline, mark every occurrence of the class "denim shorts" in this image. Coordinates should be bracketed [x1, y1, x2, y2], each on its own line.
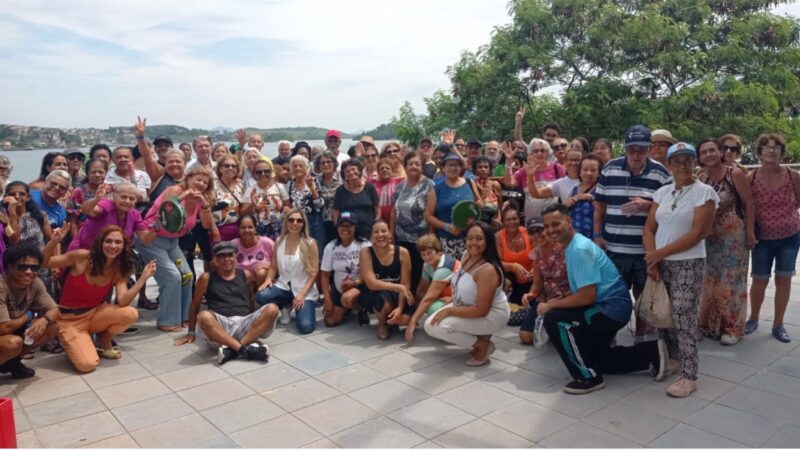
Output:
[606, 251, 647, 292]
[751, 231, 800, 279]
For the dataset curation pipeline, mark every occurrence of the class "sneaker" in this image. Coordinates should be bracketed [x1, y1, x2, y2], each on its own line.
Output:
[651, 338, 669, 381]
[0, 357, 36, 379]
[216, 345, 238, 365]
[358, 309, 370, 327]
[744, 319, 758, 334]
[720, 334, 740, 346]
[279, 308, 291, 325]
[121, 327, 139, 335]
[772, 326, 791, 343]
[240, 343, 269, 362]
[563, 377, 605, 395]
[666, 376, 697, 398]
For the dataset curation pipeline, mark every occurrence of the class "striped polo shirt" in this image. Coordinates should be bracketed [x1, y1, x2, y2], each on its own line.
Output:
[594, 156, 672, 254]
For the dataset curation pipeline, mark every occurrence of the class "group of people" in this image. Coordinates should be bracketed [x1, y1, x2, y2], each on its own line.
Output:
[0, 114, 797, 402]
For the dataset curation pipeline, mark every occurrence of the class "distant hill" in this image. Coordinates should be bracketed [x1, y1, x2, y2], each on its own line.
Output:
[352, 123, 396, 140]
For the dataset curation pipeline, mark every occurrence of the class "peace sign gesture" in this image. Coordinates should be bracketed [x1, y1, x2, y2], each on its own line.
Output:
[515, 107, 526, 124]
[134, 116, 146, 138]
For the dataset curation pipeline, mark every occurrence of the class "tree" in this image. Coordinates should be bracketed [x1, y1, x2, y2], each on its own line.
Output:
[393, 0, 800, 159]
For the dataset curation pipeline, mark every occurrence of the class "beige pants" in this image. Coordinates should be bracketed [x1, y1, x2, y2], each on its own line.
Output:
[58, 303, 138, 373]
[424, 303, 510, 348]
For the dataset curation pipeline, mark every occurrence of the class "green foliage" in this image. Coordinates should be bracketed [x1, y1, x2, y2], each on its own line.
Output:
[391, 0, 800, 160]
[355, 123, 396, 140]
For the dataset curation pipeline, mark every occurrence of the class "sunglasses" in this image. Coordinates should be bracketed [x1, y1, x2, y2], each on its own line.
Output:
[553, 144, 568, 150]
[722, 145, 741, 152]
[254, 170, 272, 176]
[287, 218, 304, 224]
[15, 263, 41, 273]
[66, 154, 85, 161]
[365, 154, 378, 159]
[221, 163, 238, 169]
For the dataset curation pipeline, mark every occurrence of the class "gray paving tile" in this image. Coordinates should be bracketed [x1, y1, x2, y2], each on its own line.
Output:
[13, 407, 31, 433]
[742, 370, 800, 399]
[110, 393, 195, 432]
[692, 374, 737, 401]
[330, 416, 426, 448]
[287, 349, 353, 375]
[130, 413, 228, 448]
[156, 363, 229, 391]
[293, 395, 379, 435]
[235, 362, 308, 393]
[81, 361, 151, 390]
[122, 336, 190, 360]
[767, 355, 800, 379]
[698, 354, 760, 383]
[648, 423, 746, 448]
[231, 413, 321, 448]
[435, 381, 520, 417]
[136, 349, 208, 376]
[700, 343, 785, 367]
[95, 376, 170, 409]
[684, 403, 782, 447]
[334, 339, 400, 362]
[478, 367, 560, 397]
[262, 377, 339, 412]
[36, 411, 125, 448]
[200, 395, 285, 434]
[305, 326, 374, 348]
[538, 422, 641, 448]
[316, 363, 390, 393]
[518, 350, 573, 380]
[765, 425, 800, 448]
[414, 440, 443, 448]
[16, 430, 41, 449]
[348, 379, 430, 414]
[176, 377, 255, 410]
[583, 402, 678, 445]
[395, 363, 473, 395]
[80, 433, 140, 448]
[431, 354, 511, 380]
[14, 375, 90, 407]
[363, 350, 434, 377]
[527, 383, 616, 419]
[620, 383, 710, 420]
[489, 338, 547, 365]
[23, 391, 106, 428]
[20, 354, 74, 382]
[302, 438, 339, 448]
[483, 399, 576, 443]
[388, 397, 476, 439]
[716, 384, 800, 422]
[599, 374, 653, 397]
[401, 342, 461, 363]
[269, 338, 327, 362]
[433, 418, 533, 448]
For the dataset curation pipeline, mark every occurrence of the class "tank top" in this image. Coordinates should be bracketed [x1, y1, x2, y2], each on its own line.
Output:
[206, 269, 251, 317]
[434, 180, 474, 239]
[751, 167, 800, 240]
[60, 271, 114, 310]
[145, 175, 177, 217]
[452, 262, 507, 308]
[368, 246, 401, 283]
[274, 238, 319, 299]
[142, 187, 200, 239]
[498, 227, 533, 271]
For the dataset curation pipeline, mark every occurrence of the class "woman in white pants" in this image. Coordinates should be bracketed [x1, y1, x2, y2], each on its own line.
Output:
[425, 222, 510, 366]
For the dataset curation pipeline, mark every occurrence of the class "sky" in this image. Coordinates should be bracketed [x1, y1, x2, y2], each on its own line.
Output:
[1, 1, 798, 133]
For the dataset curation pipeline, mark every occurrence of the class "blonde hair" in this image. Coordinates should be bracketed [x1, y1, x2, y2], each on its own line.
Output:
[276, 208, 316, 276]
[182, 166, 215, 206]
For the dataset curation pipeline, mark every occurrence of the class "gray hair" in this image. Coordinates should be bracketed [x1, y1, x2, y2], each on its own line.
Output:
[46, 169, 72, 185]
[192, 135, 213, 148]
[528, 138, 552, 158]
[290, 154, 310, 167]
[165, 149, 185, 160]
[314, 150, 339, 173]
[112, 182, 138, 195]
[278, 140, 291, 149]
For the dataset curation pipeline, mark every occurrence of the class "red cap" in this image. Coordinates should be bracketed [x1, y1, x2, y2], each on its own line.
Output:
[325, 129, 341, 139]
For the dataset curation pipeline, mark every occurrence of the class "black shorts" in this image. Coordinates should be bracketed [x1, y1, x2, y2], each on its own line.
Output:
[606, 251, 647, 292]
[357, 285, 398, 313]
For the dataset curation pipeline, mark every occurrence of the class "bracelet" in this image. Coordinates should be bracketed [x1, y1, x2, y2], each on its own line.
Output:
[186, 330, 195, 336]
[43, 315, 55, 325]
[592, 232, 603, 238]
[135, 135, 145, 141]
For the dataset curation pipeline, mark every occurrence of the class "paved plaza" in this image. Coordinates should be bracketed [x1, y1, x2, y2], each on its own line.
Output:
[5, 267, 800, 448]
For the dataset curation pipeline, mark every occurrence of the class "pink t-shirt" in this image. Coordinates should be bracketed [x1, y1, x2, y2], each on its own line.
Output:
[372, 178, 403, 222]
[69, 199, 146, 250]
[512, 163, 565, 189]
[142, 189, 200, 239]
[233, 237, 274, 272]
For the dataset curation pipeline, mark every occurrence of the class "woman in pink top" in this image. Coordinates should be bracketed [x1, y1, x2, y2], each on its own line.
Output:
[503, 138, 565, 222]
[372, 158, 403, 223]
[746, 133, 800, 343]
[69, 183, 148, 251]
[232, 214, 274, 289]
[134, 167, 215, 332]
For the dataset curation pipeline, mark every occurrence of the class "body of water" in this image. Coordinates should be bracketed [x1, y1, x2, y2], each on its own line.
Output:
[3, 139, 397, 182]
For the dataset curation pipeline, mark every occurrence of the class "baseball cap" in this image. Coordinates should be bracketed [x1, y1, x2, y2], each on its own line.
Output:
[325, 130, 342, 140]
[213, 241, 238, 257]
[337, 211, 357, 226]
[526, 219, 544, 232]
[153, 135, 173, 147]
[624, 125, 652, 148]
[667, 142, 697, 161]
[359, 135, 375, 145]
[466, 139, 482, 148]
[418, 137, 433, 146]
[651, 129, 677, 145]
[63, 148, 85, 158]
[442, 152, 463, 164]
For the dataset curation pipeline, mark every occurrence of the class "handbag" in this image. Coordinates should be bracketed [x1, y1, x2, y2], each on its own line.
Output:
[635, 277, 673, 328]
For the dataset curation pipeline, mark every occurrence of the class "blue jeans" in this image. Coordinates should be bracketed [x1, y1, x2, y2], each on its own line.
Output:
[308, 212, 326, 259]
[751, 232, 800, 279]
[134, 236, 193, 327]
[255, 286, 316, 334]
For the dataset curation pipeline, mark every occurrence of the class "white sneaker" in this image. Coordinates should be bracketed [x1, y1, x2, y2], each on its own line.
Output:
[720, 334, 740, 346]
[279, 308, 291, 325]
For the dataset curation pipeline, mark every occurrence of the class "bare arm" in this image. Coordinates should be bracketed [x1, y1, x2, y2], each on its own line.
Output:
[114, 260, 155, 307]
[543, 284, 597, 311]
[424, 189, 449, 233]
[731, 168, 756, 248]
[442, 265, 499, 319]
[186, 273, 209, 333]
[359, 247, 404, 293]
[135, 117, 165, 182]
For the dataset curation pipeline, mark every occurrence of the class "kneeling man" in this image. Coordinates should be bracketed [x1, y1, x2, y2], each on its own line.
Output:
[175, 241, 278, 365]
[538, 204, 669, 394]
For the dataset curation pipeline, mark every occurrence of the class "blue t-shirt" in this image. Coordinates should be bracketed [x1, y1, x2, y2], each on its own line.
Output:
[30, 190, 67, 228]
[434, 180, 474, 239]
[564, 233, 632, 323]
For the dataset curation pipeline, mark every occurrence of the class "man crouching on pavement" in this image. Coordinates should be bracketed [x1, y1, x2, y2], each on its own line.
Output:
[174, 241, 278, 365]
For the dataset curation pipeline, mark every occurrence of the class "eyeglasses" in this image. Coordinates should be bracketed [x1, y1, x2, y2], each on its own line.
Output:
[626, 147, 649, 155]
[254, 170, 272, 176]
[48, 182, 68, 191]
[722, 145, 741, 152]
[384, 149, 398, 155]
[531, 148, 548, 154]
[365, 154, 378, 159]
[221, 163, 238, 169]
[553, 144, 568, 150]
[761, 145, 782, 152]
[216, 253, 236, 259]
[320, 160, 333, 165]
[287, 218, 304, 224]
[15, 263, 41, 273]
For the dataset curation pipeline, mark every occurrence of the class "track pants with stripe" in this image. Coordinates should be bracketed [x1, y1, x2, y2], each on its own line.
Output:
[543, 305, 659, 382]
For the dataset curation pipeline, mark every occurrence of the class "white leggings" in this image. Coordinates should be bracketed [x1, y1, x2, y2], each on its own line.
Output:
[424, 303, 510, 348]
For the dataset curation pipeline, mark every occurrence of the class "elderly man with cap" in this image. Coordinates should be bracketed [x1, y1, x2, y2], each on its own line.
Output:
[462, 139, 484, 179]
[324, 130, 349, 166]
[63, 148, 86, 187]
[418, 137, 437, 179]
[649, 129, 678, 169]
[151, 135, 173, 166]
[175, 241, 277, 365]
[593, 125, 672, 342]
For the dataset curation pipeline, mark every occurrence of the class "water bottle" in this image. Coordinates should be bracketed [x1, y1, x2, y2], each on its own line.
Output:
[23, 328, 34, 346]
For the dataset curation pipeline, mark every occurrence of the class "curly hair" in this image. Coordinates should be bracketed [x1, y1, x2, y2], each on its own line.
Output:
[181, 166, 216, 207]
[89, 226, 135, 277]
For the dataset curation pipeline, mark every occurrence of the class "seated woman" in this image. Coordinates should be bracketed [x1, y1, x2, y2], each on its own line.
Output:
[255, 209, 319, 334]
[496, 205, 534, 305]
[232, 215, 274, 289]
[319, 212, 371, 327]
[424, 222, 510, 366]
[519, 221, 572, 345]
[347, 221, 413, 340]
[404, 234, 460, 343]
[44, 226, 156, 372]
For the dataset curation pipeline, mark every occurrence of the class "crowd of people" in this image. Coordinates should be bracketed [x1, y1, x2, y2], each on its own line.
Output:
[0, 113, 798, 402]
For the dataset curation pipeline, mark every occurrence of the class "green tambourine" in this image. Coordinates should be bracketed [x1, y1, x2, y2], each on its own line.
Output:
[451, 200, 481, 230]
[158, 197, 185, 234]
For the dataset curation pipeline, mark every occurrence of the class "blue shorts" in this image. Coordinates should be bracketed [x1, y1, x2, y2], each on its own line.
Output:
[751, 232, 800, 279]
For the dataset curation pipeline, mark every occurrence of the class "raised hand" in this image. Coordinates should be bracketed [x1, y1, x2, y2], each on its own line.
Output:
[95, 183, 110, 199]
[51, 227, 66, 243]
[502, 141, 514, 160]
[441, 129, 456, 145]
[134, 116, 146, 138]
[235, 129, 248, 147]
[515, 106, 526, 124]
[141, 260, 157, 280]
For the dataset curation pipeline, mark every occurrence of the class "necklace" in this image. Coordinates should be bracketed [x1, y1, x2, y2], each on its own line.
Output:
[671, 183, 695, 211]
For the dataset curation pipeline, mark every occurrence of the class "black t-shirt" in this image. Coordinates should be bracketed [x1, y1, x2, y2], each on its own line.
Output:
[500, 181, 526, 223]
[206, 269, 251, 317]
[333, 183, 379, 238]
[422, 161, 437, 180]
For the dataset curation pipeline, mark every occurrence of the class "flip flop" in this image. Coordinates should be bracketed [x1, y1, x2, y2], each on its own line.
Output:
[98, 347, 122, 360]
[158, 325, 182, 333]
[465, 341, 495, 366]
[377, 324, 391, 341]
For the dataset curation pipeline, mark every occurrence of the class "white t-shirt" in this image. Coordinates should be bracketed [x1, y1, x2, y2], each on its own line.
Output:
[548, 176, 580, 204]
[653, 182, 719, 261]
[321, 239, 371, 293]
[242, 183, 289, 204]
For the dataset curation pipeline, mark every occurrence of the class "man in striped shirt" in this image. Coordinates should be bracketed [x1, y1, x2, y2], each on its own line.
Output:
[592, 125, 672, 338]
